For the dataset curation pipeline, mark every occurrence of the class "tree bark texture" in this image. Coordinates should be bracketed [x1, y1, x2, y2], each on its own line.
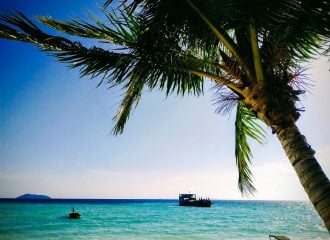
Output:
[275, 124, 330, 231]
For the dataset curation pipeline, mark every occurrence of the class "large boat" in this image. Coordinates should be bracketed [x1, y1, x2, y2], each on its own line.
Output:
[179, 194, 211, 207]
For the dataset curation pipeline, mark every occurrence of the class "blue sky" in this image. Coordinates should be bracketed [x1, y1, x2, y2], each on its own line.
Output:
[0, 0, 329, 200]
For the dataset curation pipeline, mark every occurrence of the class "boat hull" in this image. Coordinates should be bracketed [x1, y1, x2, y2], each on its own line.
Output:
[69, 212, 81, 219]
[179, 200, 211, 207]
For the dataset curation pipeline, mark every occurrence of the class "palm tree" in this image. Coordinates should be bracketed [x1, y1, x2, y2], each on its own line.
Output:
[1, 0, 329, 230]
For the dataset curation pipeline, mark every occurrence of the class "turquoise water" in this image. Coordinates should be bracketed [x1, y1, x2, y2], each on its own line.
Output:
[0, 200, 328, 239]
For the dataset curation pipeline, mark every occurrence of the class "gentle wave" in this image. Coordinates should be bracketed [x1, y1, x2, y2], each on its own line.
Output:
[0, 200, 328, 240]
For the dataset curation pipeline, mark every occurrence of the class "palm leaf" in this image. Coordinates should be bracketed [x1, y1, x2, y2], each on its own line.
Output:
[0, 10, 77, 51]
[112, 73, 144, 135]
[38, 9, 142, 47]
[235, 101, 266, 196]
[55, 47, 135, 84]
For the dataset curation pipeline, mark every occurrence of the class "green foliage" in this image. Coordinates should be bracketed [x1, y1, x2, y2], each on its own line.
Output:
[38, 9, 141, 47]
[0, 10, 74, 50]
[112, 76, 144, 135]
[235, 102, 266, 196]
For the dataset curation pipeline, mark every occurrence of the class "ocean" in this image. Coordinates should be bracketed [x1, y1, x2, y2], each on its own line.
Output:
[0, 199, 328, 240]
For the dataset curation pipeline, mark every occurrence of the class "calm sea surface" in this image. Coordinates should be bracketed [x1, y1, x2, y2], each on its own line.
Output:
[0, 199, 328, 240]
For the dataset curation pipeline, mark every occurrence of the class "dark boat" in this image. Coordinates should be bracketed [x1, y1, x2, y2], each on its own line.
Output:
[68, 208, 81, 219]
[179, 194, 211, 207]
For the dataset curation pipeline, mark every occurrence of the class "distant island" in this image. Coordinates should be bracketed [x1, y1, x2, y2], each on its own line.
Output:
[16, 194, 51, 200]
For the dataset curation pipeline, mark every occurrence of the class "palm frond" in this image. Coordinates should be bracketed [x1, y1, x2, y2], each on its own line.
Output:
[38, 9, 141, 47]
[0, 9, 206, 92]
[38, 16, 113, 41]
[104, 0, 143, 13]
[66, 10, 206, 95]
[0, 10, 139, 87]
[261, 0, 329, 60]
[0, 8, 210, 134]
[55, 47, 136, 84]
[0, 10, 77, 51]
[235, 101, 266, 196]
[112, 75, 144, 135]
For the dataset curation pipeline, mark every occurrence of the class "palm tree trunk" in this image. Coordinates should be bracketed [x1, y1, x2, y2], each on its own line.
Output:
[274, 123, 330, 231]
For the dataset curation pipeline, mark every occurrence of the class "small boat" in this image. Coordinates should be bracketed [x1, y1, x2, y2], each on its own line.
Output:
[179, 194, 211, 207]
[68, 207, 81, 219]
